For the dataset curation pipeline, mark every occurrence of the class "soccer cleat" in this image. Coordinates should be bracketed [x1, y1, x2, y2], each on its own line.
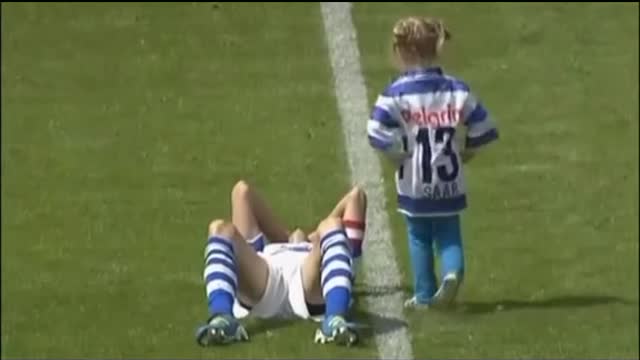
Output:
[403, 296, 431, 309]
[195, 314, 249, 346]
[314, 315, 359, 346]
[431, 272, 460, 307]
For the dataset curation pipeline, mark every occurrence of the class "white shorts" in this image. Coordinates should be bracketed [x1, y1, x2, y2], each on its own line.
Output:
[232, 242, 314, 320]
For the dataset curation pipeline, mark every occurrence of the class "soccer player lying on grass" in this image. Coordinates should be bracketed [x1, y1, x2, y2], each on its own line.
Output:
[195, 181, 366, 347]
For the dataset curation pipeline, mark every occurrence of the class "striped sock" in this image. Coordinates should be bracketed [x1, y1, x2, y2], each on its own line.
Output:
[247, 233, 266, 252]
[343, 219, 365, 261]
[204, 236, 237, 316]
[320, 229, 354, 317]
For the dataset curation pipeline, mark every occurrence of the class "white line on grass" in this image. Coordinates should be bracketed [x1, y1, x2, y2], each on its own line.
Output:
[320, 3, 414, 359]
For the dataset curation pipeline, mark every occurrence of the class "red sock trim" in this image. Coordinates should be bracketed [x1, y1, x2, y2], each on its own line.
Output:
[343, 219, 365, 230]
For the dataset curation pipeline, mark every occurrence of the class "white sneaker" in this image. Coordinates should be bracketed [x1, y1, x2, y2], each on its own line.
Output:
[403, 296, 431, 309]
[431, 273, 460, 307]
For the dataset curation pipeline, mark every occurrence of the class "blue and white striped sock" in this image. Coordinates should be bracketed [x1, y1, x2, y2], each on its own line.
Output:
[320, 229, 354, 317]
[247, 233, 266, 252]
[204, 236, 237, 316]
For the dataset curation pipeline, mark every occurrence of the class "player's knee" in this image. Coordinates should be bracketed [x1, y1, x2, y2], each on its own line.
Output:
[231, 180, 250, 199]
[349, 185, 367, 205]
[208, 219, 236, 237]
[317, 216, 344, 234]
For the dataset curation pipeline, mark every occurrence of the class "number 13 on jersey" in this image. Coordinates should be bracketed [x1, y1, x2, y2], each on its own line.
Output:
[400, 127, 460, 185]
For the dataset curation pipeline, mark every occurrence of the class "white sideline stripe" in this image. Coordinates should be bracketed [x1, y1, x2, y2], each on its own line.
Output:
[320, 3, 414, 359]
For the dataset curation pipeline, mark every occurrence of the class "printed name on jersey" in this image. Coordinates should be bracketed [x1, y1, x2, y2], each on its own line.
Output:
[400, 104, 463, 127]
[422, 181, 460, 200]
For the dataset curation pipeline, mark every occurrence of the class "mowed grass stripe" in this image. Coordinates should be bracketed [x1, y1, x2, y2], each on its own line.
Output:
[1, 3, 377, 358]
[354, 2, 638, 358]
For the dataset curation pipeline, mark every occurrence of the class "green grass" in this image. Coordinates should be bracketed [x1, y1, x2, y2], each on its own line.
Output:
[2, 2, 638, 359]
[1, 2, 375, 358]
[355, 2, 639, 358]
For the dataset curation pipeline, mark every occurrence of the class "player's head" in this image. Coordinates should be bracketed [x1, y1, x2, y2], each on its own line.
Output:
[391, 16, 450, 70]
[289, 229, 309, 244]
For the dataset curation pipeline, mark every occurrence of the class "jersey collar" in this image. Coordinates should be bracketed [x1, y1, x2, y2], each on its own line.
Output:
[402, 66, 443, 77]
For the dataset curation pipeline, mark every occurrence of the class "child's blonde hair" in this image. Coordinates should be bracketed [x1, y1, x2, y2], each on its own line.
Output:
[392, 16, 451, 66]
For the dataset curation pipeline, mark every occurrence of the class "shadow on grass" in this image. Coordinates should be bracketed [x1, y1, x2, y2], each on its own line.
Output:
[350, 285, 413, 345]
[354, 285, 636, 317]
[458, 295, 637, 315]
[244, 290, 634, 343]
[346, 308, 410, 346]
[246, 318, 296, 336]
[246, 309, 410, 345]
[244, 296, 411, 346]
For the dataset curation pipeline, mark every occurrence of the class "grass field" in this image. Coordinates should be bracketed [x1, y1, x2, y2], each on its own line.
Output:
[2, 2, 638, 359]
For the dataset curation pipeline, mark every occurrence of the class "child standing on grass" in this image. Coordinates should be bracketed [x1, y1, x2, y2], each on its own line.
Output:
[367, 16, 499, 307]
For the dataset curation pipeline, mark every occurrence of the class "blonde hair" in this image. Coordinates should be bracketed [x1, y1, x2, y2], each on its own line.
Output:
[392, 16, 451, 65]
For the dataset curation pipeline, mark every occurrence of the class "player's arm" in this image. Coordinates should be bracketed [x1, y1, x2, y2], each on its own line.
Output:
[367, 94, 408, 164]
[460, 92, 499, 162]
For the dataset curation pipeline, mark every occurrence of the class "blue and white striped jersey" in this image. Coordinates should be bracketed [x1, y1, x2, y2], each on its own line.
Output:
[367, 67, 499, 217]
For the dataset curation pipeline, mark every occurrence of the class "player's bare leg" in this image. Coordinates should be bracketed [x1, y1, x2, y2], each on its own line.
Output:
[325, 186, 367, 220]
[301, 237, 323, 304]
[337, 186, 367, 261]
[303, 185, 367, 292]
[308, 186, 367, 261]
[303, 186, 367, 303]
[196, 219, 271, 346]
[231, 180, 291, 249]
[302, 217, 358, 346]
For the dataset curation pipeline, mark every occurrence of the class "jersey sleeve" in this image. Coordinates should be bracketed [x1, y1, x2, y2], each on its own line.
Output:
[367, 94, 404, 151]
[461, 93, 499, 149]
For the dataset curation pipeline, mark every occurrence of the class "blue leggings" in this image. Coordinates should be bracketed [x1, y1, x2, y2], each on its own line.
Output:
[405, 215, 465, 303]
